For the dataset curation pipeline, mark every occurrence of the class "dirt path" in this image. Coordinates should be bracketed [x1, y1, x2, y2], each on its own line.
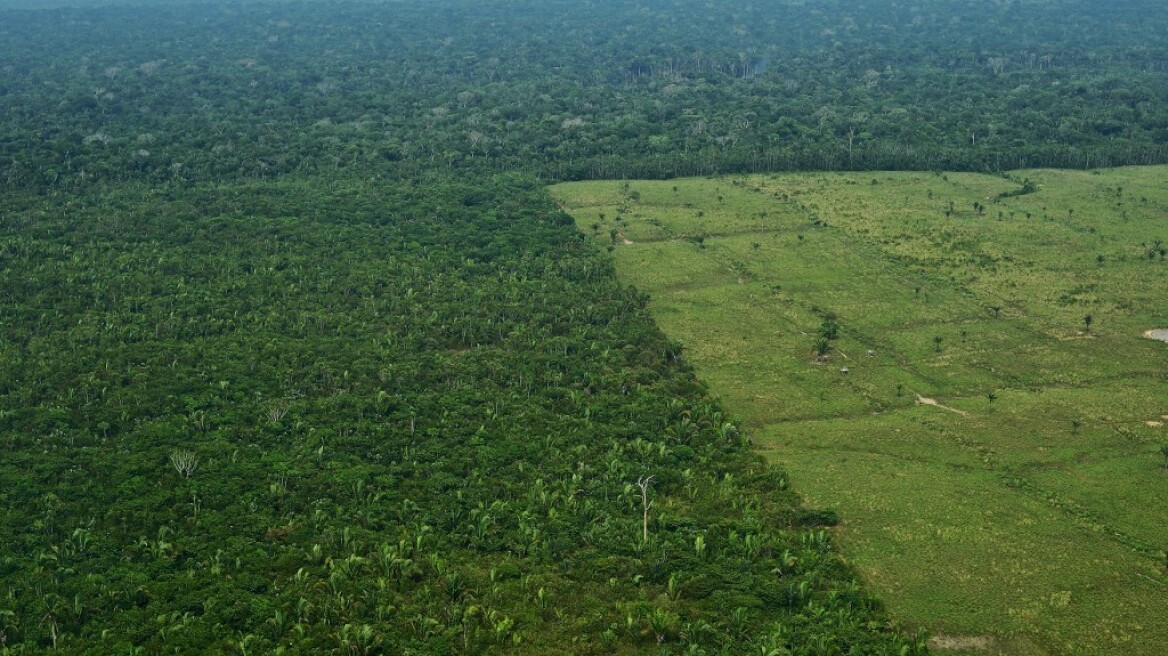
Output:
[915, 394, 969, 417]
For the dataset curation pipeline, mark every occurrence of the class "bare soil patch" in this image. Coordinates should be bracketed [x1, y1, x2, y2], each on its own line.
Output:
[928, 634, 995, 651]
[1144, 329, 1168, 342]
[915, 394, 970, 417]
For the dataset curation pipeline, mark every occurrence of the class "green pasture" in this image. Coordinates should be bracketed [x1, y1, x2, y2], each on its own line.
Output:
[550, 168, 1168, 655]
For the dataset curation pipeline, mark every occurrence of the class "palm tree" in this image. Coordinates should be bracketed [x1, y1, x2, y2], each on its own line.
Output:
[814, 337, 830, 359]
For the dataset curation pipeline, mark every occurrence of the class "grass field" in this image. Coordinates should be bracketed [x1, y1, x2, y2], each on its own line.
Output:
[550, 168, 1168, 655]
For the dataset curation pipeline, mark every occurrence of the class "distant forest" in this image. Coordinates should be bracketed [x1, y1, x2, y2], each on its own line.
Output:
[2, 0, 1168, 189]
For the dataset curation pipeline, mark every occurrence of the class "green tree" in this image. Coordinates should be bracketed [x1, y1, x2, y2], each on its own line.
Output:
[814, 337, 831, 359]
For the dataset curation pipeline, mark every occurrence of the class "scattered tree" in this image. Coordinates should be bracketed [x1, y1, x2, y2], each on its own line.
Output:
[814, 337, 830, 359]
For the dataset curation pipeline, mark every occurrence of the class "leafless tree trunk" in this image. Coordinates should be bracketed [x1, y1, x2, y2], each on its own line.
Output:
[637, 475, 654, 542]
[170, 449, 199, 479]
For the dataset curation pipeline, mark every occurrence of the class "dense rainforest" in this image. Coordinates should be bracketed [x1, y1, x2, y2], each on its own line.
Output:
[3, 174, 916, 654]
[2, 0, 1168, 187]
[0, 0, 1165, 654]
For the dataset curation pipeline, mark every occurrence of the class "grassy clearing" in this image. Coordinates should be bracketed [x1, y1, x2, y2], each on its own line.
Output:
[551, 168, 1168, 656]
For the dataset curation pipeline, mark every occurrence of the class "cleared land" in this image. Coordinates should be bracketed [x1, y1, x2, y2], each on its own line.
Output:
[551, 168, 1168, 656]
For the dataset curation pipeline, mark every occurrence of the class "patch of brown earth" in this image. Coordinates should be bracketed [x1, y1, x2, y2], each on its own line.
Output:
[915, 394, 970, 417]
[928, 634, 995, 651]
[1143, 329, 1168, 342]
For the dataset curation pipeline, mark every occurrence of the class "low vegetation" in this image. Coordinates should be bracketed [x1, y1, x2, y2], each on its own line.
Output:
[552, 167, 1168, 655]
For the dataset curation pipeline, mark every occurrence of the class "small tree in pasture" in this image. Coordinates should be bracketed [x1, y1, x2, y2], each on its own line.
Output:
[813, 337, 830, 360]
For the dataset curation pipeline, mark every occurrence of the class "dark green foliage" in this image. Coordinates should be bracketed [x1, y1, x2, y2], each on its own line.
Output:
[0, 175, 923, 653]
[819, 319, 840, 342]
[793, 509, 841, 528]
[1, 0, 1168, 190]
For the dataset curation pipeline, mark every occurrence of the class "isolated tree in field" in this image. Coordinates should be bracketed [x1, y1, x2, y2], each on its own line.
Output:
[814, 337, 830, 359]
[1083, 314, 1093, 333]
[932, 335, 944, 352]
[1160, 444, 1168, 469]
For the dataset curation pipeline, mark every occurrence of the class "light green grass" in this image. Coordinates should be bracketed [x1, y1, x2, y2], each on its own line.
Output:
[551, 168, 1168, 656]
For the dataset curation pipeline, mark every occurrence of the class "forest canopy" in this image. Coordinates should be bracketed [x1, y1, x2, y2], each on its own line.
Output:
[1, 0, 1167, 189]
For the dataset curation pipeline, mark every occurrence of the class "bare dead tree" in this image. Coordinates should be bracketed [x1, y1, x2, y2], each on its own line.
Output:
[41, 612, 58, 650]
[267, 400, 289, 423]
[636, 475, 655, 543]
[170, 449, 199, 479]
